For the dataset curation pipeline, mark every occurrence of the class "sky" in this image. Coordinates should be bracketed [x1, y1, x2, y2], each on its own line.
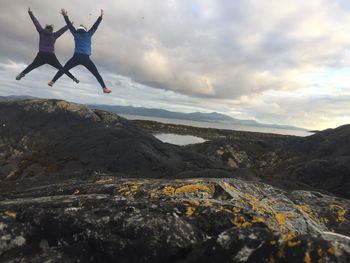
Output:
[1, 0, 350, 130]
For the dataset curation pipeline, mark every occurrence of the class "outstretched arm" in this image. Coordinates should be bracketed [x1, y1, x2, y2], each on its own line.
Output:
[28, 8, 43, 32]
[53, 25, 69, 39]
[88, 9, 103, 35]
[60, 8, 76, 33]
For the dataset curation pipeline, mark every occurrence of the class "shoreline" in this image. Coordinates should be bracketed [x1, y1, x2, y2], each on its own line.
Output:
[130, 119, 296, 141]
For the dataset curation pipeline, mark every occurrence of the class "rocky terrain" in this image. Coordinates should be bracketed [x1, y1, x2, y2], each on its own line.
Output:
[187, 125, 350, 199]
[0, 99, 349, 262]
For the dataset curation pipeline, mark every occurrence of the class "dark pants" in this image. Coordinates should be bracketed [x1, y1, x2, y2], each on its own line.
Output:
[52, 53, 106, 88]
[22, 51, 76, 80]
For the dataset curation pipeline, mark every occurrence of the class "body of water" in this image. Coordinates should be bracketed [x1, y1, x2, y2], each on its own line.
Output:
[153, 133, 206, 146]
[122, 114, 313, 137]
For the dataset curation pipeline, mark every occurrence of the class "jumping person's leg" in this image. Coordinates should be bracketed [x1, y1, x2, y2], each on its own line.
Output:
[47, 54, 79, 83]
[49, 55, 79, 86]
[16, 52, 46, 80]
[83, 57, 112, 93]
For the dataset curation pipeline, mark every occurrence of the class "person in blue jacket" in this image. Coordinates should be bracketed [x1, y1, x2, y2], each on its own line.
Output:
[16, 8, 78, 83]
[49, 9, 111, 94]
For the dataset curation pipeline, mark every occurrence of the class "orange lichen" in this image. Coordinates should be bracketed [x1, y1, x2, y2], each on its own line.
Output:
[296, 204, 330, 225]
[232, 215, 251, 228]
[304, 252, 312, 263]
[281, 231, 296, 241]
[330, 204, 347, 223]
[186, 207, 196, 217]
[274, 213, 297, 225]
[162, 186, 175, 196]
[118, 182, 140, 197]
[174, 184, 215, 195]
[295, 205, 310, 213]
[252, 217, 265, 223]
[233, 207, 241, 213]
[287, 240, 301, 247]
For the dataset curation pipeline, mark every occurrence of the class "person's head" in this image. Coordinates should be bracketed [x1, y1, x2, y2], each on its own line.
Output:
[44, 24, 54, 33]
[77, 24, 87, 33]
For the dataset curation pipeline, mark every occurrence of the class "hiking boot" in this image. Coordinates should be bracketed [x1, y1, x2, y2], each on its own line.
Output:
[48, 80, 55, 87]
[103, 87, 112, 94]
[16, 73, 25, 80]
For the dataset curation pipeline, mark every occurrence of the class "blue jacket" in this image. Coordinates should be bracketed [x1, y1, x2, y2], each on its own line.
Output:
[64, 15, 102, 56]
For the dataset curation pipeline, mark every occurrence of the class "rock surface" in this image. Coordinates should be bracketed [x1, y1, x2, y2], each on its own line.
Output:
[0, 99, 234, 180]
[188, 126, 350, 199]
[1, 177, 349, 262]
[0, 99, 349, 262]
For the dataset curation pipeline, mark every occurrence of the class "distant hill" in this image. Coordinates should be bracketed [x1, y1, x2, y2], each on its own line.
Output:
[89, 104, 306, 131]
[0, 95, 37, 101]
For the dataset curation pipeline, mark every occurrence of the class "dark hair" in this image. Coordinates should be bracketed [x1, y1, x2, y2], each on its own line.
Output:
[45, 24, 54, 33]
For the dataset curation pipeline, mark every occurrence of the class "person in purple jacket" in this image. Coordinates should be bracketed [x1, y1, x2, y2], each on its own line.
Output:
[48, 9, 111, 94]
[16, 8, 79, 83]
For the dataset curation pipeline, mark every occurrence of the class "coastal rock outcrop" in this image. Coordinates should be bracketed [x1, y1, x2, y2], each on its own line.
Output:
[188, 126, 350, 199]
[0, 99, 349, 262]
[0, 99, 232, 181]
[1, 177, 349, 262]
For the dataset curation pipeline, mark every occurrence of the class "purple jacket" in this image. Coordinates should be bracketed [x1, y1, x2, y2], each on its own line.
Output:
[29, 11, 68, 53]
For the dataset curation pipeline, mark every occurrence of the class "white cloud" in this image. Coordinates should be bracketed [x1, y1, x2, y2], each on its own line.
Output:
[1, 0, 350, 129]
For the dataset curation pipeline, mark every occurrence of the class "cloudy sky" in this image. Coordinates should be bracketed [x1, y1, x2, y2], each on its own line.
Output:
[1, 0, 350, 130]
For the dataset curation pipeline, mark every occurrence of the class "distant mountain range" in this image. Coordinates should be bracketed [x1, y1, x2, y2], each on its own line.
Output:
[89, 104, 306, 131]
[0, 96, 305, 131]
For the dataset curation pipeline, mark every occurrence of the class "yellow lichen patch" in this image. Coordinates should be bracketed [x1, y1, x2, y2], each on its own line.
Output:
[281, 231, 296, 241]
[330, 204, 347, 223]
[187, 199, 201, 206]
[117, 182, 140, 197]
[274, 213, 297, 226]
[233, 207, 241, 213]
[252, 217, 265, 223]
[231, 215, 251, 228]
[162, 186, 175, 196]
[287, 240, 301, 247]
[267, 198, 278, 206]
[4, 211, 16, 219]
[186, 207, 196, 217]
[95, 178, 113, 184]
[296, 204, 311, 213]
[222, 182, 237, 192]
[304, 252, 312, 263]
[174, 184, 215, 195]
[73, 189, 80, 195]
[296, 204, 330, 225]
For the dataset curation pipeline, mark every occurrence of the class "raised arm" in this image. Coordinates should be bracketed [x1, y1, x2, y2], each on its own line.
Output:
[28, 8, 43, 32]
[88, 9, 103, 35]
[60, 8, 76, 33]
[53, 25, 69, 39]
